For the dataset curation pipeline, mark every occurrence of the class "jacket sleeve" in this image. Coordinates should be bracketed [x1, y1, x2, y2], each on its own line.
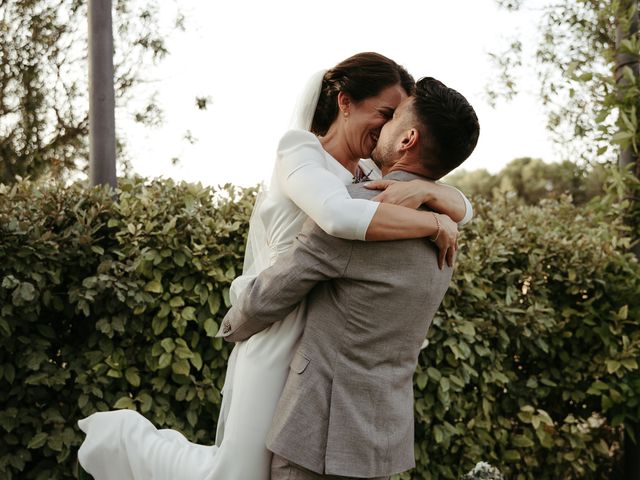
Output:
[218, 220, 352, 342]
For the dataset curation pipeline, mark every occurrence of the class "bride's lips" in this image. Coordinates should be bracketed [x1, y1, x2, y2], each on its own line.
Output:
[370, 131, 379, 144]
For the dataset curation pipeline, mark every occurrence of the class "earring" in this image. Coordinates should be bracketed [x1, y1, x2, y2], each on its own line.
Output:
[343, 110, 349, 119]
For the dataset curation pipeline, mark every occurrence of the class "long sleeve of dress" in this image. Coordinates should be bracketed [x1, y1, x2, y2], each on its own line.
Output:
[452, 186, 473, 225]
[276, 130, 379, 241]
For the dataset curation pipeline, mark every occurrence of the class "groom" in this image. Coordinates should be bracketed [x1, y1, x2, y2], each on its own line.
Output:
[220, 77, 480, 480]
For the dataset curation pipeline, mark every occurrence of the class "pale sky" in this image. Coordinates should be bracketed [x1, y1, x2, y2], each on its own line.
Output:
[120, 0, 556, 187]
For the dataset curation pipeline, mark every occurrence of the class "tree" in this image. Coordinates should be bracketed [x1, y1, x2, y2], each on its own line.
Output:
[489, 1, 640, 478]
[0, 0, 179, 184]
[446, 157, 607, 205]
[489, 0, 618, 165]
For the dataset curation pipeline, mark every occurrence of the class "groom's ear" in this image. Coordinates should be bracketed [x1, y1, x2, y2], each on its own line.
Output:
[399, 128, 419, 152]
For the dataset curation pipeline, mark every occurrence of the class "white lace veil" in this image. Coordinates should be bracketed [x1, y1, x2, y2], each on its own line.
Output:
[228, 69, 327, 306]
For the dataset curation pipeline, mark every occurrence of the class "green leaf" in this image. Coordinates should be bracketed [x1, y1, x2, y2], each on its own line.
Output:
[91, 245, 105, 255]
[125, 368, 141, 387]
[439, 377, 450, 393]
[504, 450, 521, 461]
[138, 393, 153, 413]
[152, 316, 168, 335]
[204, 318, 218, 337]
[78, 394, 89, 409]
[512, 434, 535, 448]
[433, 425, 444, 444]
[172, 359, 190, 376]
[12, 282, 36, 305]
[606, 360, 621, 374]
[222, 288, 231, 307]
[208, 294, 220, 315]
[427, 367, 441, 382]
[5, 363, 16, 383]
[174, 251, 186, 267]
[170, 296, 185, 308]
[617, 305, 629, 320]
[158, 303, 171, 318]
[536, 409, 554, 426]
[181, 306, 196, 321]
[0, 318, 11, 337]
[587, 380, 609, 395]
[187, 409, 197, 427]
[416, 373, 428, 390]
[161, 338, 176, 353]
[158, 353, 172, 369]
[27, 432, 48, 449]
[190, 352, 203, 370]
[457, 322, 476, 337]
[113, 396, 135, 410]
[144, 279, 163, 294]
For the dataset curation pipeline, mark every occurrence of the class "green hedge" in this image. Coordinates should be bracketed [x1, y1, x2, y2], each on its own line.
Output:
[409, 192, 640, 480]
[0, 178, 252, 480]
[0, 177, 638, 480]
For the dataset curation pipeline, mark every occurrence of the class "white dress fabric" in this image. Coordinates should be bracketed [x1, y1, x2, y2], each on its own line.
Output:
[77, 130, 384, 480]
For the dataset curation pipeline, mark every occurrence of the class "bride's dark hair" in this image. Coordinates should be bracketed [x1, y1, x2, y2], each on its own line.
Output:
[310, 52, 415, 136]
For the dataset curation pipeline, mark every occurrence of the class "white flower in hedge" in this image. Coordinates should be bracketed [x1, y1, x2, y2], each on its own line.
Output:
[460, 461, 504, 480]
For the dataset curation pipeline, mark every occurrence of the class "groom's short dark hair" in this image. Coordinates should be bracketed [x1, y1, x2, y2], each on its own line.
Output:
[412, 77, 480, 179]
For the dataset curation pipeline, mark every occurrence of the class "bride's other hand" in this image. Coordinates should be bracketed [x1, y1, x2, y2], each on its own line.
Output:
[365, 179, 430, 209]
[431, 213, 458, 269]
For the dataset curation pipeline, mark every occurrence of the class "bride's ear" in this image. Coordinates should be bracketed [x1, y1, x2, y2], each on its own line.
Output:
[337, 92, 351, 117]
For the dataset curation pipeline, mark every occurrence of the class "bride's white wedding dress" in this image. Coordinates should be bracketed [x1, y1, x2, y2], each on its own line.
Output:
[77, 72, 473, 480]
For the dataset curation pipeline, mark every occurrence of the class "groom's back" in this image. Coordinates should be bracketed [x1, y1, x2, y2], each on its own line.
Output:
[266, 172, 453, 478]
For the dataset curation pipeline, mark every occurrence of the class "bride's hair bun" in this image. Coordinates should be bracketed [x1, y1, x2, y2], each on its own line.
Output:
[310, 52, 414, 136]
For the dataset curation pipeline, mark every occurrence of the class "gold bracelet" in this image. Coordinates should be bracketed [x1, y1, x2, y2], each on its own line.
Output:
[432, 212, 441, 241]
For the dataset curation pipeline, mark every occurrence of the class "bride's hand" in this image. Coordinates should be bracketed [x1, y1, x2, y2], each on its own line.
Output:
[431, 213, 458, 269]
[365, 179, 430, 209]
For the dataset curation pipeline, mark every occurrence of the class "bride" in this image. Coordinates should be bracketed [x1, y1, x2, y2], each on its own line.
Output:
[77, 52, 472, 480]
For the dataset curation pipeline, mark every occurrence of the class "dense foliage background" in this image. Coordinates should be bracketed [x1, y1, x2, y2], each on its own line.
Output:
[0, 176, 638, 480]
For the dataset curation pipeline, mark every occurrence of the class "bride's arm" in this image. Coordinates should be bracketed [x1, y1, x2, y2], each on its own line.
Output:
[364, 179, 473, 225]
[278, 131, 458, 267]
[278, 131, 447, 241]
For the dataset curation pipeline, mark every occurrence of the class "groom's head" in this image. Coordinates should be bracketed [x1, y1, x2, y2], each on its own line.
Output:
[371, 77, 479, 179]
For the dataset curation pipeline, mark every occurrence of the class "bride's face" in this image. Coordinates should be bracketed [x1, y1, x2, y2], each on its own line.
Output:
[343, 84, 407, 159]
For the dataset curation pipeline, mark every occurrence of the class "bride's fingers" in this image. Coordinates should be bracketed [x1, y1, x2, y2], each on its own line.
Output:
[363, 180, 396, 190]
[438, 247, 446, 270]
[446, 245, 456, 267]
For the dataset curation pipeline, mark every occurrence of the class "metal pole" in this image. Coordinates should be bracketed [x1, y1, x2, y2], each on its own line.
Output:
[88, 0, 116, 188]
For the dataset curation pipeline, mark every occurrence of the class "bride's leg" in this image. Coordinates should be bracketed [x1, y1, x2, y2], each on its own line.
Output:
[205, 308, 305, 480]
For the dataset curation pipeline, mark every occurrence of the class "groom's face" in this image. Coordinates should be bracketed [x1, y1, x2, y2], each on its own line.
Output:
[370, 97, 416, 168]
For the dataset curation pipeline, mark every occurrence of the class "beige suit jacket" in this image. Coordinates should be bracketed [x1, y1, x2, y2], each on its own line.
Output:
[220, 171, 453, 478]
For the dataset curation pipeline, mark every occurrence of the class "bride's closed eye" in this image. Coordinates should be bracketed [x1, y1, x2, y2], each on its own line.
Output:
[378, 108, 394, 120]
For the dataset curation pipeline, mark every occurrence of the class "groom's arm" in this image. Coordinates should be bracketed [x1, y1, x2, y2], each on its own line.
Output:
[217, 221, 353, 342]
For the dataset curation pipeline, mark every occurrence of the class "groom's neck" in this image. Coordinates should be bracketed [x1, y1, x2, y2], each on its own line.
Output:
[387, 159, 433, 180]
